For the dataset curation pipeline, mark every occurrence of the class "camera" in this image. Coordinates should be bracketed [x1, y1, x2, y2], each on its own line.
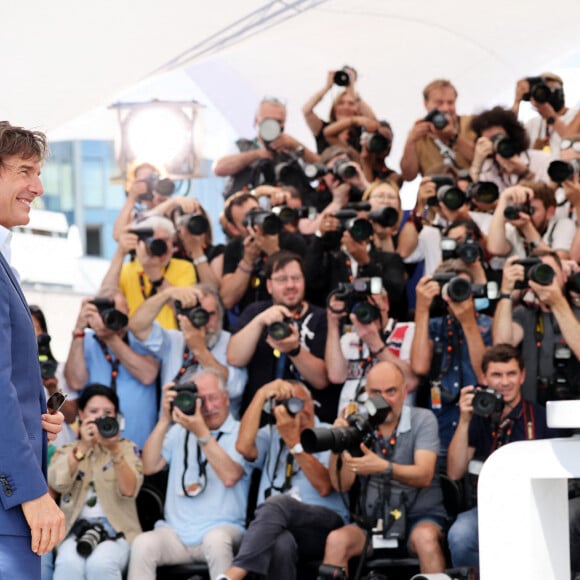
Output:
[472, 387, 504, 418]
[437, 185, 467, 211]
[362, 131, 390, 155]
[177, 213, 210, 236]
[327, 277, 383, 324]
[333, 67, 352, 87]
[491, 134, 516, 159]
[547, 159, 580, 184]
[137, 173, 175, 202]
[258, 118, 283, 143]
[334, 209, 373, 242]
[72, 519, 108, 558]
[566, 271, 580, 294]
[522, 76, 565, 111]
[440, 236, 481, 264]
[171, 382, 202, 415]
[242, 208, 283, 235]
[432, 273, 498, 303]
[37, 333, 58, 380]
[424, 108, 448, 130]
[301, 396, 391, 456]
[89, 298, 129, 331]
[263, 396, 305, 417]
[94, 416, 120, 439]
[367, 206, 398, 228]
[332, 159, 358, 181]
[303, 163, 328, 181]
[503, 196, 535, 221]
[272, 205, 317, 224]
[266, 318, 294, 341]
[174, 299, 210, 328]
[128, 227, 168, 257]
[513, 257, 555, 289]
[466, 181, 499, 204]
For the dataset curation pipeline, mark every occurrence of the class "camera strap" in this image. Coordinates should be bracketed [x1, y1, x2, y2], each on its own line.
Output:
[173, 345, 199, 383]
[433, 138, 457, 167]
[138, 265, 168, 299]
[95, 335, 129, 393]
[430, 316, 464, 404]
[181, 431, 223, 497]
[264, 438, 299, 498]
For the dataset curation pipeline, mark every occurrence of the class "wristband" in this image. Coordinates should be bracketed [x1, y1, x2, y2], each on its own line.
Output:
[238, 262, 253, 274]
[528, 239, 541, 249]
[193, 254, 208, 266]
[498, 292, 512, 301]
[288, 344, 301, 357]
[198, 434, 212, 447]
[370, 344, 387, 358]
[72, 330, 85, 339]
[384, 461, 393, 478]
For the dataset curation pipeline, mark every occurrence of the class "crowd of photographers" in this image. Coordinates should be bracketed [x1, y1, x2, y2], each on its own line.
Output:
[36, 68, 580, 580]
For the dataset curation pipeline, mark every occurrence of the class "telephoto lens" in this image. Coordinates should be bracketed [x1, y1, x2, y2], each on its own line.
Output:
[94, 416, 120, 439]
[267, 320, 292, 340]
[171, 383, 200, 415]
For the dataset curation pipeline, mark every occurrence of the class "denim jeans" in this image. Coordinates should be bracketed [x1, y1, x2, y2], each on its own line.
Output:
[447, 507, 479, 569]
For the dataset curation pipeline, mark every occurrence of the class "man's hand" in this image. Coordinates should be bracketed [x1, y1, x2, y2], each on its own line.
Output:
[160, 383, 178, 422]
[473, 136, 493, 166]
[267, 323, 301, 355]
[563, 177, 580, 208]
[118, 229, 140, 255]
[173, 399, 210, 440]
[446, 293, 477, 325]
[41, 411, 64, 443]
[341, 444, 387, 476]
[415, 275, 440, 312]
[178, 314, 208, 356]
[269, 133, 301, 155]
[407, 120, 432, 144]
[274, 403, 301, 448]
[528, 277, 567, 308]
[242, 232, 262, 265]
[259, 379, 295, 404]
[259, 304, 293, 328]
[457, 385, 475, 424]
[21, 493, 65, 555]
[532, 100, 557, 120]
[168, 285, 202, 309]
[501, 256, 525, 294]
[320, 211, 341, 236]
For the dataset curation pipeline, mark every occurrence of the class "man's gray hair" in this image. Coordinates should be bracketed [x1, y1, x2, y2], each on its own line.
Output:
[134, 215, 176, 237]
[189, 367, 228, 394]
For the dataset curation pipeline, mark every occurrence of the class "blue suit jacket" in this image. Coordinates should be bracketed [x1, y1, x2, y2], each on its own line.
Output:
[0, 252, 48, 536]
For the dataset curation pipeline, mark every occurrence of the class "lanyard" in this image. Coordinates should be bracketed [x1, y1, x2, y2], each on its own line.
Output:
[181, 431, 224, 497]
[95, 336, 126, 392]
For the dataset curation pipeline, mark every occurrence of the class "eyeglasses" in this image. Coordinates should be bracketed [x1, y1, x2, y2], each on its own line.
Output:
[560, 139, 580, 153]
[270, 275, 303, 284]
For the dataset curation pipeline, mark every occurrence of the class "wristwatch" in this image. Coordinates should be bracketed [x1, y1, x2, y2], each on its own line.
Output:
[289, 443, 304, 455]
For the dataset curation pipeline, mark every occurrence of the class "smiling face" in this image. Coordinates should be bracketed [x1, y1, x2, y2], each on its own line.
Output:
[482, 358, 524, 408]
[196, 372, 230, 430]
[266, 259, 305, 311]
[0, 154, 44, 228]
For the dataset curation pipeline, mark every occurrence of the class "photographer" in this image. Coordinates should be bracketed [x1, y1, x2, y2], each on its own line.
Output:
[128, 283, 247, 418]
[446, 344, 556, 571]
[469, 107, 552, 191]
[325, 282, 418, 415]
[318, 362, 447, 576]
[227, 251, 333, 421]
[49, 385, 143, 580]
[64, 290, 160, 450]
[101, 215, 197, 330]
[219, 379, 348, 580]
[302, 67, 377, 155]
[400, 79, 476, 182]
[512, 73, 578, 155]
[128, 369, 249, 580]
[492, 252, 580, 403]
[214, 97, 319, 199]
[487, 182, 576, 261]
[410, 264, 492, 455]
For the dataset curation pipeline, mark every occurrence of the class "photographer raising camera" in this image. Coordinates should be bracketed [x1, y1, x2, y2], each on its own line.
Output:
[48, 385, 143, 580]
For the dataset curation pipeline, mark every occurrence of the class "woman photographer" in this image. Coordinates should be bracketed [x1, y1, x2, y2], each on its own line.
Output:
[48, 385, 143, 580]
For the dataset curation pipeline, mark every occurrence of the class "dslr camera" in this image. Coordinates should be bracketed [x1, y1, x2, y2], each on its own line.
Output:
[72, 519, 109, 558]
[128, 227, 168, 257]
[258, 118, 283, 144]
[547, 158, 580, 184]
[367, 206, 399, 228]
[94, 416, 120, 439]
[503, 195, 535, 221]
[472, 387, 504, 418]
[137, 173, 175, 202]
[176, 212, 210, 236]
[333, 66, 353, 87]
[436, 185, 467, 211]
[361, 131, 390, 155]
[432, 273, 499, 303]
[466, 181, 499, 205]
[89, 298, 128, 331]
[332, 158, 358, 181]
[175, 299, 210, 328]
[242, 208, 283, 236]
[272, 205, 317, 224]
[266, 318, 295, 341]
[37, 333, 58, 380]
[171, 382, 202, 416]
[301, 396, 391, 456]
[334, 209, 373, 242]
[328, 277, 383, 324]
[424, 108, 448, 130]
[491, 134, 517, 159]
[440, 236, 481, 264]
[263, 396, 305, 417]
[522, 76, 565, 111]
[513, 257, 555, 289]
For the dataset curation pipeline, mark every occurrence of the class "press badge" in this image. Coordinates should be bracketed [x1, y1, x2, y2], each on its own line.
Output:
[371, 518, 398, 549]
[431, 381, 442, 410]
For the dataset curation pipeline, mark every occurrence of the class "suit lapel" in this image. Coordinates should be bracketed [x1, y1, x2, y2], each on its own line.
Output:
[0, 252, 29, 312]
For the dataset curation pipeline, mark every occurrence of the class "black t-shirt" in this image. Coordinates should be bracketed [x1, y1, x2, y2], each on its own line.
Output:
[233, 299, 338, 423]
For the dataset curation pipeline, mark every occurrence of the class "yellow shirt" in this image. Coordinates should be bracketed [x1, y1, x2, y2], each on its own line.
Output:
[120, 258, 196, 329]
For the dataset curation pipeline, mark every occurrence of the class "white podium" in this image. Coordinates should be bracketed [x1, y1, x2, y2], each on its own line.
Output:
[478, 401, 580, 580]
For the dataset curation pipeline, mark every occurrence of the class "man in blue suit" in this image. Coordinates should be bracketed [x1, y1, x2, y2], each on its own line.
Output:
[0, 122, 65, 578]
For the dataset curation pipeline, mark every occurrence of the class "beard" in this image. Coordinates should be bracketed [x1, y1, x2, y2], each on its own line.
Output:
[205, 328, 220, 350]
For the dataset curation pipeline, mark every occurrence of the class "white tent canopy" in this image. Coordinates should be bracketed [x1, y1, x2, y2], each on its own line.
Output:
[5, 1, 580, 167]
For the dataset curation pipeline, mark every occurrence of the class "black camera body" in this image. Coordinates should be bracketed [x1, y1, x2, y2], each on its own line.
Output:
[72, 519, 109, 558]
[514, 258, 555, 289]
[273, 205, 317, 224]
[177, 213, 210, 236]
[466, 181, 499, 205]
[333, 159, 358, 181]
[171, 382, 202, 415]
[333, 67, 351, 87]
[94, 416, 120, 439]
[90, 298, 128, 331]
[263, 396, 305, 418]
[424, 108, 448, 130]
[472, 387, 504, 418]
[174, 300, 210, 329]
[266, 318, 295, 341]
[503, 196, 535, 221]
[137, 173, 175, 201]
[128, 227, 168, 257]
[432, 273, 498, 303]
[491, 134, 516, 159]
[440, 237, 481, 264]
[522, 76, 565, 112]
[367, 206, 398, 228]
[362, 131, 390, 155]
[242, 208, 282, 236]
[301, 396, 391, 456]
[37, 333, 58, 380]
[329, 277, 383, 324]
[334, 209, 373, 242]
[436, 185, 467, 211]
